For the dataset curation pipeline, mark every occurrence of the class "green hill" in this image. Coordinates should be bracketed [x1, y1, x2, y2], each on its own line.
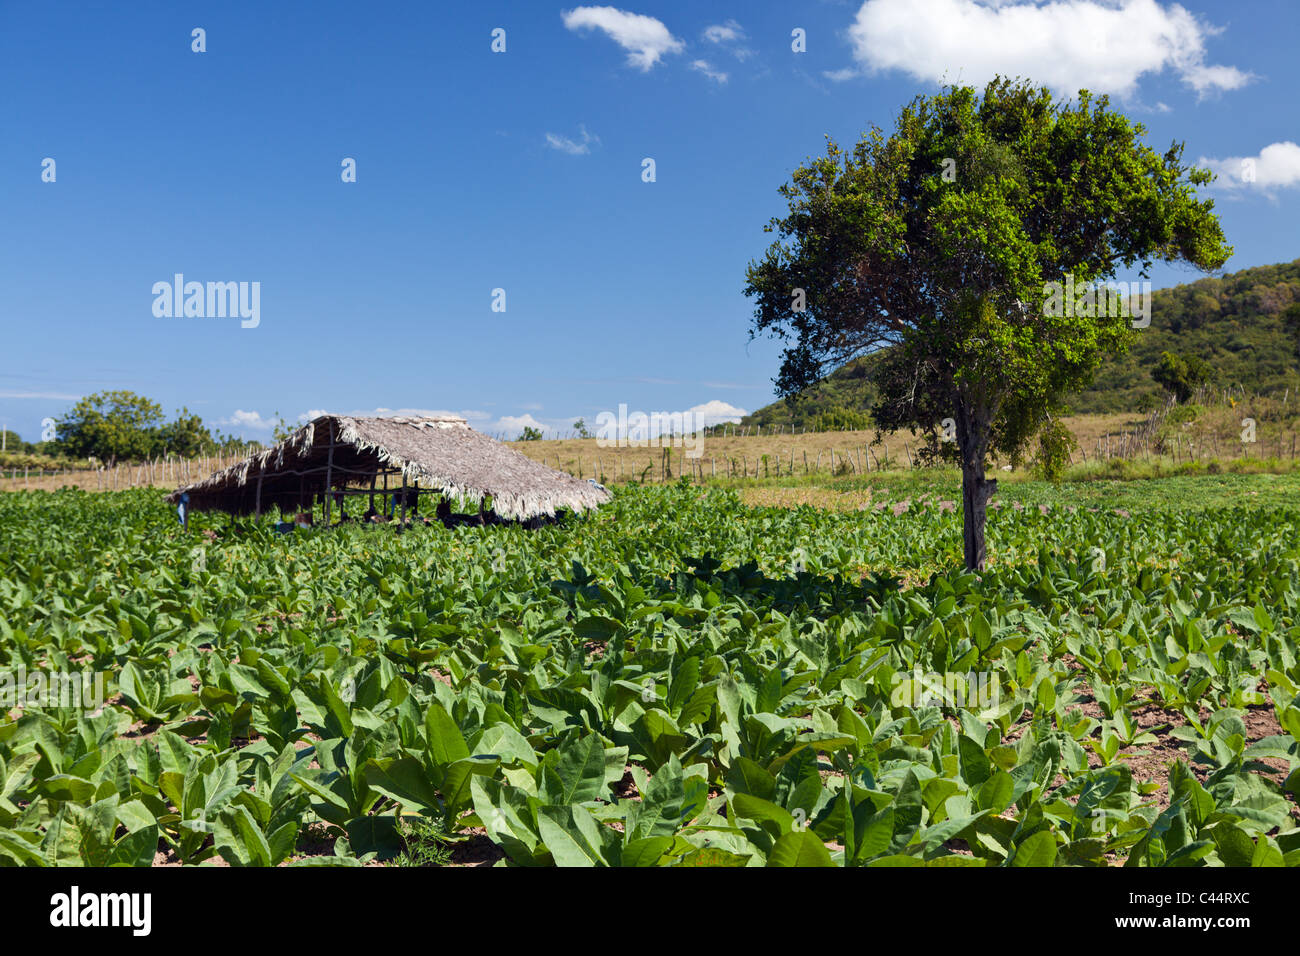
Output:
[742, 258, 1300, 428]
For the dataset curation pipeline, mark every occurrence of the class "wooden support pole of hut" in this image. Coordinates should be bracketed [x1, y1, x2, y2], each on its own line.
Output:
[397, 471, 408, 534]
[255, 473, 263, 518]
[324, 422, 335, 525]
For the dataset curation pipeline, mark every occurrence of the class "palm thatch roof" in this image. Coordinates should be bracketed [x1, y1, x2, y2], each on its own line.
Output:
[165, 415, 611, 520]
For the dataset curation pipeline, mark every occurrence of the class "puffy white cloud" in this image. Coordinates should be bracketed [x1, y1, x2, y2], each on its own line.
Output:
[545, 124, 599, 155]
[685, 399, 747, 426]
[220, 410, 277, 431]
[495, 413, 550, 437]
[702, 19, 754, 59]
[561, 6, 684, 71]
[702, 20, 743, 44]
[1200, 142, 1300, 192]
[690, 59, 729, 84]
[841, 0, 1252, 98]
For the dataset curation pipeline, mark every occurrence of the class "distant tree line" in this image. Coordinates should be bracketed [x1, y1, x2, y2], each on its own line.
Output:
[45, 390, 260, 465]
[740, 258, 1300, 429]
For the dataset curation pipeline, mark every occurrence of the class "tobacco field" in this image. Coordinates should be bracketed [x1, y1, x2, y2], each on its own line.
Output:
[0, 482, 1297, 866]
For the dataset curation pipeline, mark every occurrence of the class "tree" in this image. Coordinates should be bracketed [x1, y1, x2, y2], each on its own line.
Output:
[1152, 350, 1212, 403]
[810, 406, 872, 432]
[271, 411, 298, 443]
[573, 418, 593, 439]
[744, 78, 1230, 570]
[152, 407, 213, 457]
[519, 426, 543, 441]
[55, 390, 166, 465]
[1284, 303, 1300, 360]
[0, 429, 32, 454]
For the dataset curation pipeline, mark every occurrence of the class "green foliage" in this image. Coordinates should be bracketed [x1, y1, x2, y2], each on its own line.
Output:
[52, 390, 228, 463]
[744, 76, 1230, 459]
[395, 816, 454, 867]
[0, 482, 1295, 866]
[1030, 419, 1077, 482]
[0, 430, 33, 454]
[1284, 303, 1300, 360]
[153, 407, 211, 458]
[1153, 351, 1214, 403]
[573, 419, 593, 439]
[519, 427, 544, 441]
[744, 258, 1300, 428]
[271, 412, 298, 444]
[55, 391, 166, 463]
[810, 406, 872, 432]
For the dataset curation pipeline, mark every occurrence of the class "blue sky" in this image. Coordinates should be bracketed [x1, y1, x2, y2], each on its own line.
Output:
[2, 0, 1297, 444]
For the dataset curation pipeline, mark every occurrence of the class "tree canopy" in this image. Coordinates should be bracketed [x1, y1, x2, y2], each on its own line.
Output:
[53, 390, 245, 463]
[1152, 350, 1214, 403]
[55, 391, 166, 463]
[745, 78, 1231, 569]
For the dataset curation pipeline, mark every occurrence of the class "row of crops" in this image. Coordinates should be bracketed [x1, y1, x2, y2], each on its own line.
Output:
[0, 482, 1296, 865]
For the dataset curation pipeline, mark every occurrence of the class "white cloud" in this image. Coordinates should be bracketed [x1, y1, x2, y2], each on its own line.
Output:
[702, 19, 754, 60]
[1200, 142, 1300, 192]
[842, 0, 1253, 99]
[690, 59, 729, 84]
[823, 67, 861, 83]
[686, 399, 747, 426]
[561, 6, 684, 71]
[585, 400, 750, 441]
[495, 413, 549, 437]
[702, 20, 742, 44]
[545, 124, 599, 155]
[0, 390, 80, 400]
[220, 410, 277, 431]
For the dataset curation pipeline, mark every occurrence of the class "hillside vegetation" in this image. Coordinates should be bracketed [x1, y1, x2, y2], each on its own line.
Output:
[742, 258, 1300, 428]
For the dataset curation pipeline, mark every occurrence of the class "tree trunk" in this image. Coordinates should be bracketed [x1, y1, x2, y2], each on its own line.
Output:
[955, 399, 997, 572]
[960, 459, 997, 571]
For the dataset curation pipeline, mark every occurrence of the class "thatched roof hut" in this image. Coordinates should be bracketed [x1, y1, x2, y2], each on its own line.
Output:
[165, 415, 610, 521]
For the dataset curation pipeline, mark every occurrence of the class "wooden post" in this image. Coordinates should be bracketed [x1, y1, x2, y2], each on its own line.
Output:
[324, 423, 335, 525]
[398, 472, 408, 534]
[255, 473, 263, 518]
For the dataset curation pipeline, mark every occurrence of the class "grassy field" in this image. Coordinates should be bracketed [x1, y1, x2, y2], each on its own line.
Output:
[508, 408, 1300, 485]
[3, 407, 1296, 496]
[732, 467, 1300, 512]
